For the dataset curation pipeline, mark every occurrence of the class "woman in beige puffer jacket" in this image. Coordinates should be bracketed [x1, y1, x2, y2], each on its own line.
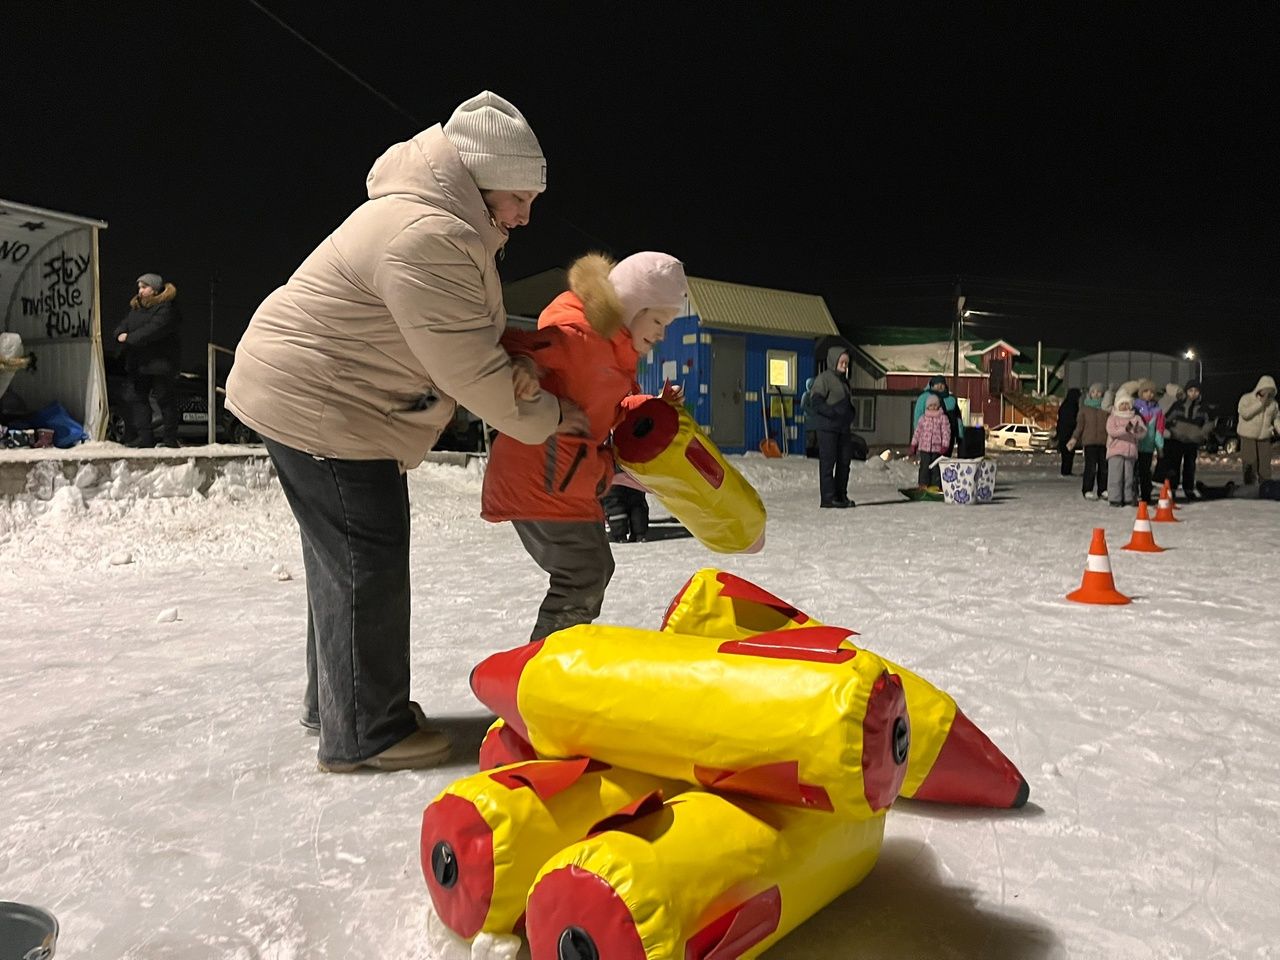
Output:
[226, 91, 586, 773]
[1237, 375, 1280, 484]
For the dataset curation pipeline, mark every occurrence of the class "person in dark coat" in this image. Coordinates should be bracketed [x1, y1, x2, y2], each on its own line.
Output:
[113, 273, 182, 447]
[1158, 379, 1212, 500]
[1055, 388, 1081, 476]
[807, 345, 855, 508]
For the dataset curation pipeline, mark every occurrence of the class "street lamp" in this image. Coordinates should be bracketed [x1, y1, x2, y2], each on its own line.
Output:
[1184, 349, 1202, 382]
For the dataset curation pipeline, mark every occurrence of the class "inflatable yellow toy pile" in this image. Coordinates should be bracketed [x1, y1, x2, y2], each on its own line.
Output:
[421, 569, 1027, 959]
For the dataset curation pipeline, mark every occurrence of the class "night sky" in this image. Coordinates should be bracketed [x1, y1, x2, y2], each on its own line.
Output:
[6, 3, 1278, 402]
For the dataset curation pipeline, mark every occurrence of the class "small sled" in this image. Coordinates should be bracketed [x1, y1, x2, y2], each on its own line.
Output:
[899, 486, 945, 502]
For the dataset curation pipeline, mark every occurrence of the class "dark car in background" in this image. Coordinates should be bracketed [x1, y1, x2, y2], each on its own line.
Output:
[105, 362, 260, 446]
[1202, 411, 1239, 455]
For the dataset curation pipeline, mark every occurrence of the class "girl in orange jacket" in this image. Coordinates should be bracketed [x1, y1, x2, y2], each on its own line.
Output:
[482, 252, 688, 641]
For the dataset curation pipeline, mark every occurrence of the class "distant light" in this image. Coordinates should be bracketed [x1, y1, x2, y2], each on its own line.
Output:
[1184, 349, 1196, 360]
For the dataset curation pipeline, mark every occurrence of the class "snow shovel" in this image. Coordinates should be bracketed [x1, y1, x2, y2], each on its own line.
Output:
[775, 386, 790, 457]
[759, 392, 782, 458]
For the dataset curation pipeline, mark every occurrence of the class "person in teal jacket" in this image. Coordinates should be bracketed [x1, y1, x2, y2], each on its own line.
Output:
[912, 375, 964, 456]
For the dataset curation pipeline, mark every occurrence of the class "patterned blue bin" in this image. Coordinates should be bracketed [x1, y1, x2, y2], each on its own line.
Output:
[938, 458, 997, 505]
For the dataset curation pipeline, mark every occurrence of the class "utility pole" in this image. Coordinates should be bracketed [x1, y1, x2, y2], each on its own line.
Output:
[953, 277, 964, 380]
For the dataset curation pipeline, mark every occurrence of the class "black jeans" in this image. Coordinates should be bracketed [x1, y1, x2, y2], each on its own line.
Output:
[1136, 451, 1155, 501]
[917, 452, 942, 488]
[1059, 447, 1076, 476]
[1158, 439, 1198, 495]
[816, 429, 852, 504]
[265, 438, 417, 765]
[1081, 445, 1108, 496]
[127, 371, 178, 445]
[512, 520, 615, 642]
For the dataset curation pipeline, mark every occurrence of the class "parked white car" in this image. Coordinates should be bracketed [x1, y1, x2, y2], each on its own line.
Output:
[986, 422, 1052, 451]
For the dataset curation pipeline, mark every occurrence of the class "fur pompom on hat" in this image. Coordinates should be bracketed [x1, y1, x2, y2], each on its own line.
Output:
[609, 252, 688, 328]
[443, 91, 546, 193]
[137, 273, 163, 289]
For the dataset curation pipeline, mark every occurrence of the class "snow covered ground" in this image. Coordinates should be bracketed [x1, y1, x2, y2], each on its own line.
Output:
[1, 450, 1276, 959]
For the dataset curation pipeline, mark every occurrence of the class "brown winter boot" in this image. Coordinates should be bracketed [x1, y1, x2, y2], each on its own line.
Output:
[317, 728, 451, 773]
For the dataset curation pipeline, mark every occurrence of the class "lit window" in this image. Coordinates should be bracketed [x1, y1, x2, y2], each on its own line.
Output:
[766, 350, 796, 391]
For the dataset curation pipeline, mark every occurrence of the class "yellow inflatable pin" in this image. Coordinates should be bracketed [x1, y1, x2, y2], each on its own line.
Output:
[614, 397, 766, 554]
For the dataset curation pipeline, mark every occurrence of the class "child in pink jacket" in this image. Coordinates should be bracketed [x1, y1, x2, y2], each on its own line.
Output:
[1105, 394, 1147, 507]
[909, 393, 953, 488]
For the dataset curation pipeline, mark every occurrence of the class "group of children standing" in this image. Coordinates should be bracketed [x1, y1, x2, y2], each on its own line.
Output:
[1064, 378, 1202, 507]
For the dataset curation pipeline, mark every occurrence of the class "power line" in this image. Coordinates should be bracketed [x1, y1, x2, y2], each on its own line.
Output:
[243, 1, 619, 255]
[245, 0, 424, 126]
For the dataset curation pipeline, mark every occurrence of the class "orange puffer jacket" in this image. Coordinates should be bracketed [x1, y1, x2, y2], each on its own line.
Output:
[482, 283, 647, 523]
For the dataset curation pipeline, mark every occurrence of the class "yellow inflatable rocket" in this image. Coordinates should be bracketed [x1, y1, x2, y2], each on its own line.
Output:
[479, 570, 1028, 809]
[661, 569, 1029, 808]
[470, 623, 911, 819]
[613, 397, 767, 554]
[420, 758, 685, 938]
[525, 791, 885, 960]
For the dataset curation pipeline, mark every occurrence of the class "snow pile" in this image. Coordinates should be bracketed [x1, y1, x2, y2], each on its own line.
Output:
[1, 453, 1275, 959]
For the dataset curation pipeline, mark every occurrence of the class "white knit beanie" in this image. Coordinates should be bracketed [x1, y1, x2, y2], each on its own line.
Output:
[608, 253, 688, 327]
[442, 91, 546, 193]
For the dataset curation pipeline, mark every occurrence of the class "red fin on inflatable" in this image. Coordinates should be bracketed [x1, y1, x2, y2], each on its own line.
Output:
[477, 721, 538, 770]
[912, 708, 1030, 809]
[718, 626, 857, 663]
[685, 885, 783, 960]
[487, 757, 595, 800]
[694, 761, 835, 812]
[586, 789, 668, 837]
[713, 572, 813, 625]
[469, 640, 543, 742]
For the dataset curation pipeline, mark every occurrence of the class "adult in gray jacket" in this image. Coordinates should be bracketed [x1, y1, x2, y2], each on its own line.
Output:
[808, 345, 855, 508]
[226, 91, 587, 773]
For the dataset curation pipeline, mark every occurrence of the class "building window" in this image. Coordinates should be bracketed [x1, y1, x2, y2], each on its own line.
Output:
[766, 350, 796, 392]
[851, 396, 876, 431]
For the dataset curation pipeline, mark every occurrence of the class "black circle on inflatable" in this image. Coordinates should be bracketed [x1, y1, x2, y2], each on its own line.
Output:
[632, 416, 655, 438]
[892, 716, 910, 765]
[430, 841, 458, 888]
[558, 926, 600, 960]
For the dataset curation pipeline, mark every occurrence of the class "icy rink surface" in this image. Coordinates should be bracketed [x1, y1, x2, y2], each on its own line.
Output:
[1, 451, 1277, 959]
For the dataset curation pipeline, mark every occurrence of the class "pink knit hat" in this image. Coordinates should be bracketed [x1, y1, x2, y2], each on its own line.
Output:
[608, 252, 688, 326]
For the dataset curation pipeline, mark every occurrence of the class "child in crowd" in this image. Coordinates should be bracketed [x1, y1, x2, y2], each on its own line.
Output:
[1066, 382, 1110, 499]
[908, 393, 952, 489]
[1105, 393, 1147, 507]
[601, 467, 650, 543]
[1132, 379, 1166, 502]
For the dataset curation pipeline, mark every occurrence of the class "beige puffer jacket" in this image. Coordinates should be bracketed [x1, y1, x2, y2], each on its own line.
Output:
[1236, 375, 1280, 441]
[226, 125, 558, 470]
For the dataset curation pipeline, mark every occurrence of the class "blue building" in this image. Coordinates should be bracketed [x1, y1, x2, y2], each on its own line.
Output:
[503, 270, 839, 454]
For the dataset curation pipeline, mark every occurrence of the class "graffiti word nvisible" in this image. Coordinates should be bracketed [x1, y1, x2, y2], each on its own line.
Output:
[0, 240, 31, 263]
[19, 251, 94, 338]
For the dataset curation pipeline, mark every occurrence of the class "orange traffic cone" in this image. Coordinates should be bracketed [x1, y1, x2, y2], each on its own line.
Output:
[1122, 502, 1165, 553]
[1153, 481, 1179, 523]
[1066, 527, 1131, 605]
